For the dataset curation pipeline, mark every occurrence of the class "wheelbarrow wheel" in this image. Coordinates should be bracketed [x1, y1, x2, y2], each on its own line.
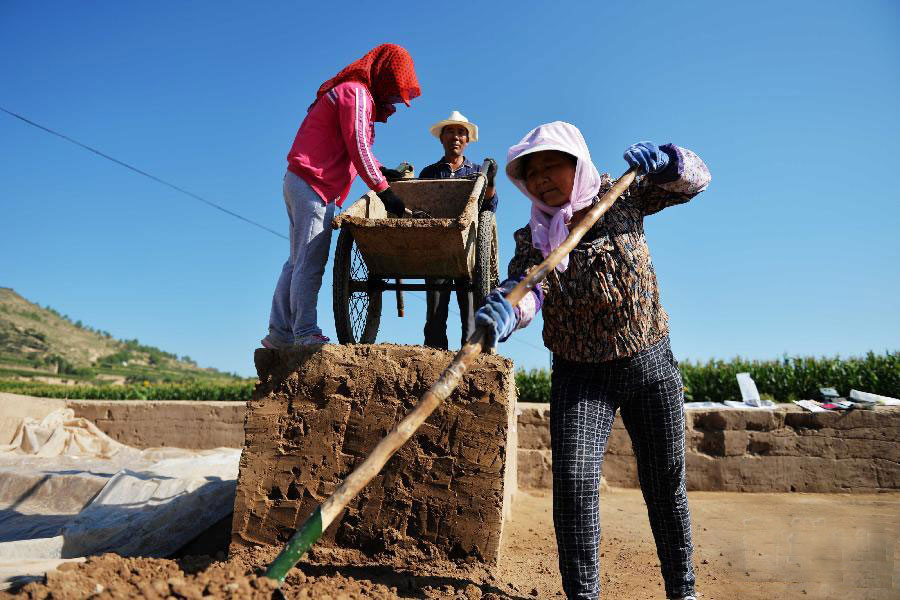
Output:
[473, 210, 500, 307]
[333, 228, 382, 344]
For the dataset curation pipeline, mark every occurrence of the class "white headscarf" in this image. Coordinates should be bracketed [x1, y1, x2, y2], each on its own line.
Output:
[506, 121, 602, 272]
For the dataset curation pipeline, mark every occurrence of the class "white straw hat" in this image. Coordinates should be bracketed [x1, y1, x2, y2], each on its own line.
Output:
[429, 110, 479, 142]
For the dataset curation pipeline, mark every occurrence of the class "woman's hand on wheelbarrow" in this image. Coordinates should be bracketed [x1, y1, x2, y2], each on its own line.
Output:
[377, 187, 406, 217]
[475, 290, 518, 348]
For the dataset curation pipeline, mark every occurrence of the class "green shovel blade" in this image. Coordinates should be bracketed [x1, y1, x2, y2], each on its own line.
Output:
[264, 506, 323, 585]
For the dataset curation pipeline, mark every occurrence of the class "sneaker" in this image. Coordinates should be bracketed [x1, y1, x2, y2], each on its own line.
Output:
[295, 333, 330, 346]
[671, 596, 697, 600]
[260, 335, 292, 349]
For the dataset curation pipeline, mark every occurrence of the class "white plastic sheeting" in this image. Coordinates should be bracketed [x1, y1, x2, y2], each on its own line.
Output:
[1, 408, 131, 458]
[0, 409, 241, 590]
[850, 389, 900, 406]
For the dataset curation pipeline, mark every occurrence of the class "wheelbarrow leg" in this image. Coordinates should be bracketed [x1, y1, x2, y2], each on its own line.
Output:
[395, 279, 404, 317]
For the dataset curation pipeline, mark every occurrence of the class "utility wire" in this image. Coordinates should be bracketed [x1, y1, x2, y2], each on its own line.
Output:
[2, 107, 548, 355]
[0, 106, 288, 240]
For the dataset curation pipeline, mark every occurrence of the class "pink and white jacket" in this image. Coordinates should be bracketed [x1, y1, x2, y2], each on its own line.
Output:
[286, 81, 389, 206]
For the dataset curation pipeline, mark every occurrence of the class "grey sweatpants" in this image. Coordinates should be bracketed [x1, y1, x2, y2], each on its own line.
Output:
[267, 171, 335, 342]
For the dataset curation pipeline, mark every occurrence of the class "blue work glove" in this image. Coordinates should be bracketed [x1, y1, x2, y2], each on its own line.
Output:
[475, 290, 517, 348]
[623, 141, 669, 175]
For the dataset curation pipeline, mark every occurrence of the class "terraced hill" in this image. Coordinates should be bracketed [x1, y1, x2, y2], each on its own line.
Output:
[0, 287, 236, 385]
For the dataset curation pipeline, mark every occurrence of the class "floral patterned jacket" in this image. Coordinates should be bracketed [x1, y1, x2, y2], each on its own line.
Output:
[499, 144, 711, 363]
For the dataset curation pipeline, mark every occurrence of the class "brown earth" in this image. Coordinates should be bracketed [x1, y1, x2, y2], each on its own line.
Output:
[232, 346, 517, 566]
[7, 488, 898, 599]
[500, 489, 900, 599]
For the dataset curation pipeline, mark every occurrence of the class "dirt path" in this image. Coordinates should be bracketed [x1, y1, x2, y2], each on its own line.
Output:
[498, 488, 900, 599]
[7, 489, 898, 599]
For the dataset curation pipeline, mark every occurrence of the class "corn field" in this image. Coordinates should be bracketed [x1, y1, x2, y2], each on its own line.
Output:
[515, 351, 898, 404]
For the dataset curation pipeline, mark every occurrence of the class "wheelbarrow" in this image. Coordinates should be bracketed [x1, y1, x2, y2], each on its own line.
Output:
[331, 161, 499, 344]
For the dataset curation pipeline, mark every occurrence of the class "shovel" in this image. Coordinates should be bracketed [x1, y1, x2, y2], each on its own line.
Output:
[264, 167, 639, 585]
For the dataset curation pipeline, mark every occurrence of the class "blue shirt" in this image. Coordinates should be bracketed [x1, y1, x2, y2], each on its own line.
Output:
[419, 157, 498, 212]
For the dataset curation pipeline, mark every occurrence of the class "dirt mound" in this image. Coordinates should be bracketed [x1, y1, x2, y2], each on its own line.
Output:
[5, 546, 512, 600]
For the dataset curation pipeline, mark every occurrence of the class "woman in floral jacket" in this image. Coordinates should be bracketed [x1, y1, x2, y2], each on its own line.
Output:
[475, 121, 710, 600]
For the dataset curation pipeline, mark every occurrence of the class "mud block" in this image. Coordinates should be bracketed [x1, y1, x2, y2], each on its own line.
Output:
[231, 344, 517, 566]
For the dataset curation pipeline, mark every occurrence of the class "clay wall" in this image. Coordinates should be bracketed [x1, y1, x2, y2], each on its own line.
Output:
[517, 402, 900, 493]
[4, 394, 897, 494]
[0, 393, 246, 449]
[229, 345, 518, 566]
[68, 400, 246, 449]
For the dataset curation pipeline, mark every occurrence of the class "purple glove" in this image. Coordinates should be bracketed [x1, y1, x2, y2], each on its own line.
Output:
[623, 141, 669, 175]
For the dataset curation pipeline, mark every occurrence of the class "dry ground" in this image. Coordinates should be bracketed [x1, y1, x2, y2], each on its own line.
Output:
[7, 489, 898, 599]
[500, 488, 899, 599]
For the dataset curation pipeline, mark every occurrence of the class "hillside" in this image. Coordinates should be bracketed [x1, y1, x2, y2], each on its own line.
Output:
[0, 287, 237, 385]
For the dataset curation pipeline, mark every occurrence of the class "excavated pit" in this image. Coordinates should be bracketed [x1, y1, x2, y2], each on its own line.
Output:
[230, 344, 517, 569]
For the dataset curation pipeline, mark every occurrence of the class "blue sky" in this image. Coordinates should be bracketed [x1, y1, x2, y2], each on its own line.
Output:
[2, 1, 898, 377]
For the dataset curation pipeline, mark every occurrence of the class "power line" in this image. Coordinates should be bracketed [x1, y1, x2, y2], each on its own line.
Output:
[0, 106, 287, 240]
[509, 334, 549, 353]
[3, 106, 548, 356]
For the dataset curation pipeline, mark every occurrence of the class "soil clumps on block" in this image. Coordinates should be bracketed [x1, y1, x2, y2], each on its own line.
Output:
[230, 344, 517, 569]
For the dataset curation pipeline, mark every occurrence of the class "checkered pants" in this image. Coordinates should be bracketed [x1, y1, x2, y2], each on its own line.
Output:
[550, 337, 694, 599]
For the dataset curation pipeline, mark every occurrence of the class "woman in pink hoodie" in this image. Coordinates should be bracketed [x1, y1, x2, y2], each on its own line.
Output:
[262, 44, 420, 348]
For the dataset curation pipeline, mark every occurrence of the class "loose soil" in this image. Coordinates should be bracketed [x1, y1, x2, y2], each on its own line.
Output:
[6, 489, 897, 599]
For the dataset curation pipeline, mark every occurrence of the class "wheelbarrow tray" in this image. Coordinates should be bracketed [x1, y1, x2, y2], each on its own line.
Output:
[331, 178, 483, 279]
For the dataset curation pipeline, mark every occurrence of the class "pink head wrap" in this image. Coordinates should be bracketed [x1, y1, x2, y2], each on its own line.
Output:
[505, 121, 602, 272]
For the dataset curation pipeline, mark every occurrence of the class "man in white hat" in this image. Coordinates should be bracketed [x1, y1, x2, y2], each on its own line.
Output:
[419, 110, 498, 350]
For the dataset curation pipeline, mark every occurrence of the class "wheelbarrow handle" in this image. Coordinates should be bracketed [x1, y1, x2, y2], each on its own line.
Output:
[479, 158, 497, 211]
[480, 158, 497, 183]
